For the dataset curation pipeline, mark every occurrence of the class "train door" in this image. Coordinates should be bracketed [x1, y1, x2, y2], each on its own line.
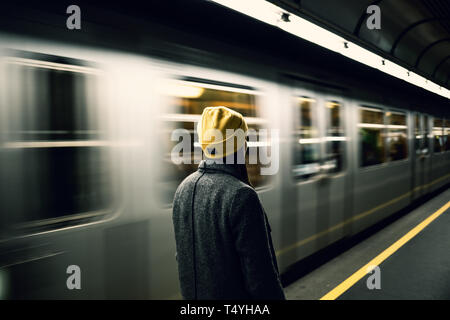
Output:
[0, 52, 115, 299]
[288, 86, 348, 260]
[412, 113, 427, 199]
[412, 113, 431, 199]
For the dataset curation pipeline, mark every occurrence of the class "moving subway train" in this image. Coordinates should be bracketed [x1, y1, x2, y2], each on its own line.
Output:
[0, 28, 449, 299]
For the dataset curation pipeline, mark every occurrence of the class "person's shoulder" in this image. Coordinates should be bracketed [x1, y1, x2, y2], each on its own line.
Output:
[231, 182, 259, 204]
[174, 170, 202, 199]
[228, 183, 263, 224]
[235, 181, 256, 194]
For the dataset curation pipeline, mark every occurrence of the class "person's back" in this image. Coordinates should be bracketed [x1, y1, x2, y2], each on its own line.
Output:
[172, 106, 285, 300]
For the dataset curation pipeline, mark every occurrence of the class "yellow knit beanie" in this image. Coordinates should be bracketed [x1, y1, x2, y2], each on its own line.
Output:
[197, 106, 248, 159]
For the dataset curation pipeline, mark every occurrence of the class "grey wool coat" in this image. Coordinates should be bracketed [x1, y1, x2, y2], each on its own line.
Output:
[172, 159, 286, 300]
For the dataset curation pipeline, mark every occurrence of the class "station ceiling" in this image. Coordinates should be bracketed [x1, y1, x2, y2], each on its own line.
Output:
[271, 0, 450, 90]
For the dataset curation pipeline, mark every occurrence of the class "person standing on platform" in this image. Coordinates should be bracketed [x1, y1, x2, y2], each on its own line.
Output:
[172, 106, 285, 300]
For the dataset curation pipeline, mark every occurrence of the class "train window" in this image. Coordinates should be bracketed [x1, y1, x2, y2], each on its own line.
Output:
[445, 120, 450, 151]
[164, 81, 257, 117]
[324, 101, 345, 173]
[159, 79, 271, 205]
[414, 114, 422, 156]
[359, 107, 386, 167]
[0, 57, 113, 236]
[386, 111, 408, 161]
[433, 118, 444, 153]
[292, 97, 320, 178]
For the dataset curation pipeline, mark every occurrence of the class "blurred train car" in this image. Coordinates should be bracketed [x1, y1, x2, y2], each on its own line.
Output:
[0, 6, 449, 299]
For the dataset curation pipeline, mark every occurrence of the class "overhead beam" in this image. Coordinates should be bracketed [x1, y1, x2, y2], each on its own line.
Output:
[390, 17, 450, 55]
[432, 55, 450, 78]
[415, 38, 450, 68]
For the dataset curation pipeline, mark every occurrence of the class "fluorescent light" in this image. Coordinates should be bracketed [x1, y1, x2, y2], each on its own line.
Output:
[2, 140, 143, 148]
[278, 13, 346, 54]
[194, 141, 271, 148]
[379, 60, 409, 81]
[299, 138, 321, 144]
[387, 125, 407, 129]
[325, 136, 347, 141]
[326, 102, 339, 108]
[247, 141, 271, 147]
[158, 81, 205, 98]
[341, 41, 382, 70]
[210, 0, 281, 26]
[298, 97, 316, 102]
[357, 123, 385, 128]
[298, 137, 347, 144]
[210, 0, 450, 99]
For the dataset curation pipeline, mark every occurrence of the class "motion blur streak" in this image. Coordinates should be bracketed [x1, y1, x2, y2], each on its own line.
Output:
[0, 14, 448, 299]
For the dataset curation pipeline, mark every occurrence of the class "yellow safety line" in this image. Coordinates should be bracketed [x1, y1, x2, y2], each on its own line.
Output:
[320, 200, 450, 300]
[275, 172, 450, 257]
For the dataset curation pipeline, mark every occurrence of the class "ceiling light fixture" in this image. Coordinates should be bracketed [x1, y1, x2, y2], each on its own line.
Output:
[210, 0, 450, 100]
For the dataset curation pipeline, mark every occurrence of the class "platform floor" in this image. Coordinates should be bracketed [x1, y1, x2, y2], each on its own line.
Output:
[285, 187, 450, 300]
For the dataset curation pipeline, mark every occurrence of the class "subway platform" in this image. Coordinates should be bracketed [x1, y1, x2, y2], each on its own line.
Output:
[285, 187, 450, 300]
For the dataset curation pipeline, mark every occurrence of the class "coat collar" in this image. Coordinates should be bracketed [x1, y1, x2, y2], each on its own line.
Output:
[198, 160, 251, 186]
